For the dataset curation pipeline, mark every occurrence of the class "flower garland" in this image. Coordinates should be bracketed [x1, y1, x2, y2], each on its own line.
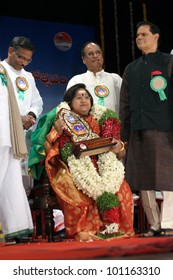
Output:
[57, 102, 125, 236]
[67, 151, 124, 201]
[56, 101, 71, 112]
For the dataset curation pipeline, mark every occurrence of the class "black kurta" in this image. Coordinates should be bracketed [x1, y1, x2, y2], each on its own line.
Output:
[120, 51, 173, 191]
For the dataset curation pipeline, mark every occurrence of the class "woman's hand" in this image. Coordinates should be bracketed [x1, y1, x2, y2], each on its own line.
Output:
[110, 138, 126, 159]
[53, 118, 67, 135]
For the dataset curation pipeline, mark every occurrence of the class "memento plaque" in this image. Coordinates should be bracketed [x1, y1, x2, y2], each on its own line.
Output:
[73, 137, 114, 158]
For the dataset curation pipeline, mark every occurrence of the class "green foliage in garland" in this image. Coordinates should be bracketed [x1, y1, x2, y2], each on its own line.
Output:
[98, 109, 119, 125]
[60, 143, 74, 164]
[96, 191, 119, 213]
[96, 232, 123, 239]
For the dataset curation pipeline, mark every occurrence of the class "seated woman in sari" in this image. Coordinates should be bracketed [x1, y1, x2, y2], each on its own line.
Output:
[29, 83, 135, 241]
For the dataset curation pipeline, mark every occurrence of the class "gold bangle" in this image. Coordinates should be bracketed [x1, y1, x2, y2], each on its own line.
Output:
[119, 140, 124, 152]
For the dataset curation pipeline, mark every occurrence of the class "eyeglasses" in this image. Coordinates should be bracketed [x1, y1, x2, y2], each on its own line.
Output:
[84, 50, 102, 58]
[14, 51, 32, 64]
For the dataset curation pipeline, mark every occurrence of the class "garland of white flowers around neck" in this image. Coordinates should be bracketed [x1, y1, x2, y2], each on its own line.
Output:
[56, 102, 125, 236]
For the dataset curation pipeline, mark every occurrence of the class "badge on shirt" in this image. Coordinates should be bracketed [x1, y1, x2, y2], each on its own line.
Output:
[0, 64, 5, 75]
[94, 85, 109, 106]
[0, 64, 7, 86]
[16, 76, 29, 100]
[150, 75, 167, 101]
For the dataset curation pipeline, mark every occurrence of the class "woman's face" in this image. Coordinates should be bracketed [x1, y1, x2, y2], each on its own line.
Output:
[71, 88, 92, 116]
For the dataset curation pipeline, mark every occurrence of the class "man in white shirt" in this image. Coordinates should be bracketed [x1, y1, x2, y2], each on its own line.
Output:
[1, 36, 43, 196]
[0, 63, 33, 243]
[66, 41, 122, 117]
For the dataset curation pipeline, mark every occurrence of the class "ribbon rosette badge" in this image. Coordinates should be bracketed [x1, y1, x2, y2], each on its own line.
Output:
[150, 75, 167, 101]
[0, 64, 7, 86]
[0, 64, 5, 75]
[94, 85, 109, 106]
[16, 76, 29, 100]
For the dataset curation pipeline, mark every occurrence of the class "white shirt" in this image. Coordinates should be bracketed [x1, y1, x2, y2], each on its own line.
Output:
[66, 69, 122, 116]
[0, 80, 11, 147]
[1, 60, 43, 118]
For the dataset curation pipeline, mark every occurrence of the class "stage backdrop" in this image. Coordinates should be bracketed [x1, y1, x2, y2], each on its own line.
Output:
[0, 16, 95, 115]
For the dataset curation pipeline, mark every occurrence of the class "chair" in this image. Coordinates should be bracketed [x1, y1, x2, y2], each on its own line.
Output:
[28, 169, 59, 242]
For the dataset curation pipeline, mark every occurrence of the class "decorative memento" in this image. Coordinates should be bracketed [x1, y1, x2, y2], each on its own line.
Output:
[57, 108, 98, 142]
[73, 137, 114, 158]
[57, 108, 115, 157]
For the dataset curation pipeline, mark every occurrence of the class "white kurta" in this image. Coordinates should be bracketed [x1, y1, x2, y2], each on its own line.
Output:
[1, 60, 43, 195]
[0, 77, 33, 238]
[66, 69, 122, 117]
[1, 60, 43, 118]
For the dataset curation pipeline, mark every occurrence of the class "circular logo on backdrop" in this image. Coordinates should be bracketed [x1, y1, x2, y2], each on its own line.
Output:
[54, 32, 72, 51]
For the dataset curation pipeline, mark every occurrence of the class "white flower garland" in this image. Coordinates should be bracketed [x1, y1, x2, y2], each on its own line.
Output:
[56, 101, 70, 112]
[68, 152, 124, 200]
[90, 103, 106, 120]
[57, 102, 125, 201]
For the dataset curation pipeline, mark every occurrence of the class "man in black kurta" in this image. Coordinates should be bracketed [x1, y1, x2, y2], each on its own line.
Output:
[120, 20, 173, 237]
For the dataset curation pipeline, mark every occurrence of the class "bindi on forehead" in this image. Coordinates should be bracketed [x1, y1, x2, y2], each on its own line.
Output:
[76, 93, 89, 97]
[76, 89, 87, 95]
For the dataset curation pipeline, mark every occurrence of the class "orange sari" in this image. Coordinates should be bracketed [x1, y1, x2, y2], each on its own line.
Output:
[45, 114, 135, 239]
